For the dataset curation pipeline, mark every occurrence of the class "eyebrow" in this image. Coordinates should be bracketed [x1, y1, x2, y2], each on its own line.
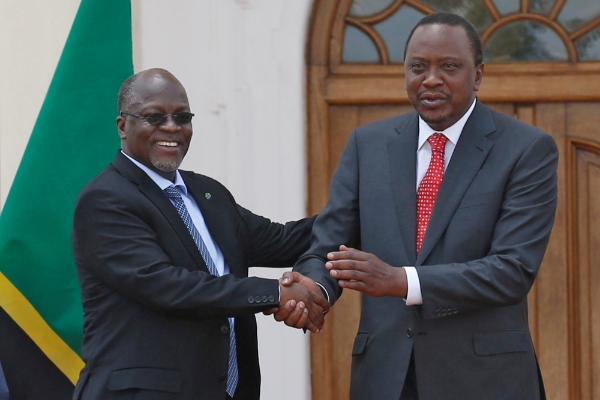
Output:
[406, 55, 463, 62]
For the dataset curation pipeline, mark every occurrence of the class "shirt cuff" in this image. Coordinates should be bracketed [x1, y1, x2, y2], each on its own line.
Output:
[403, 266, 423, 305]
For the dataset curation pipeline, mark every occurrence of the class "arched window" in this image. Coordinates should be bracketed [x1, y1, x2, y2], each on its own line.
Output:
[342, 0, 600, 63]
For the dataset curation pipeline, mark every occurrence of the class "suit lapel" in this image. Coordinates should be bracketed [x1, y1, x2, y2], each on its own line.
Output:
[416, 102, 496, 264]
[388, 114, 419, 265]
[112, 153, 209, 272]
[183, 173, 244, 277]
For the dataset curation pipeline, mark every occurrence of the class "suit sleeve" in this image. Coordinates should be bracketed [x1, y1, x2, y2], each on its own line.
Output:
[294, 130, 363, 304]
[417, 131, 558, 318]
[73, 183, 279, 319]
[236, 205, 316, 268]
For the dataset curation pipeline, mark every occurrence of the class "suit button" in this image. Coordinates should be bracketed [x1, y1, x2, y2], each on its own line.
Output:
[261, 295, 268, 303]
[441, 309, 447, 316]
[434, 309, 441, 317]
[220, 325, 229, 334]
[219, 375, 227, 383]
[406, 328, 413, 338]
[453, 308, 458, 314]
[255, 296, 262, 303]
[268, 295, 275, 302]
[248, 296, 254, 304]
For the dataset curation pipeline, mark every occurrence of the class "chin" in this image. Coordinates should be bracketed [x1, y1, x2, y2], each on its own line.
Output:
[150, 157, 182, 173]
[421, 112, 453, 130]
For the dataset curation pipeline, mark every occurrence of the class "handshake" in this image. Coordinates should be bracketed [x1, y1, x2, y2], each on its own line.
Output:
[264, 271, 330, 333]
[263, 245, 407, 333]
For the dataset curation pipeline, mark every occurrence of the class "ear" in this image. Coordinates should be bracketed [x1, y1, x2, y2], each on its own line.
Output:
[116, 116, 127, 140]
[473, 62, 484, 92]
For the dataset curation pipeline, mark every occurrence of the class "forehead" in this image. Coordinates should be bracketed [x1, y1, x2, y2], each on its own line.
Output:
[406, 23, 472, 61]
[130, 73, 189, 110]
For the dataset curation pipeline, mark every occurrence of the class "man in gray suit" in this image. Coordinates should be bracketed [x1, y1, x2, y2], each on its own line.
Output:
[283, 12, 557, 400]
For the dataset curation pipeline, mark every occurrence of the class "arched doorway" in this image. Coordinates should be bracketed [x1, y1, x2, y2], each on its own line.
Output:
[306, 1, 600, 399]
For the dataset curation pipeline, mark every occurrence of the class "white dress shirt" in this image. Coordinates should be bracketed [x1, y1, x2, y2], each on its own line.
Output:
[404, 99, 477, 305]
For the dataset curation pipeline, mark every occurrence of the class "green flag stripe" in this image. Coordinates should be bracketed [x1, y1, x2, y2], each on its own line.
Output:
[0, 0, 133, 361]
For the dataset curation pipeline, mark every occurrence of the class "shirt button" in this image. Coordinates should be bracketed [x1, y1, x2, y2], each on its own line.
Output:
[220, 325, 229, 334]
[406, 328, 413, 338]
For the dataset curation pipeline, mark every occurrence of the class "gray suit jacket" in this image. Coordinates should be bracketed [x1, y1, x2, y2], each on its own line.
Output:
[295, 101, 558, 400]
[72, 152, 314, 400]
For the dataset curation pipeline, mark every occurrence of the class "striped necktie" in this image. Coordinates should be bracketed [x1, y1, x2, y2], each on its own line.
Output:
[163, 185, 238, 396]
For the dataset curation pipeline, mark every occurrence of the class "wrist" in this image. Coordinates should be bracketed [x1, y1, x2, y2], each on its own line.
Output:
[393, 267, 408, 298]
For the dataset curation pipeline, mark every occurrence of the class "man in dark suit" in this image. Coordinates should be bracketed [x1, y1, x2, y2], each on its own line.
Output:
[72, 68, 328, 400]
[284, 12, 557, 400]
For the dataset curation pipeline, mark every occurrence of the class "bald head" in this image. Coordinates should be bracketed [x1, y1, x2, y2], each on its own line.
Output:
[117, 68, 189, 112]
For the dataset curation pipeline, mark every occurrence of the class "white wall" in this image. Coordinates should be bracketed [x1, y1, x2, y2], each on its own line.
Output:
[0, 0, 81, 205]
[0, 1, 313, 399]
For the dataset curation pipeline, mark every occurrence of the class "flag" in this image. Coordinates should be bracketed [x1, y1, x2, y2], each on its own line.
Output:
[0, 0, 133, 397]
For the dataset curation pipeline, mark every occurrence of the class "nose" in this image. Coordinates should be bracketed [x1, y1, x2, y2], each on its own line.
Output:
[423, 67, 443, 88]
[159, 115, 181, 132]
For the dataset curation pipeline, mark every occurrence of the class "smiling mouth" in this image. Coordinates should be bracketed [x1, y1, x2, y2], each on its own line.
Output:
[156, 141, 178, 147]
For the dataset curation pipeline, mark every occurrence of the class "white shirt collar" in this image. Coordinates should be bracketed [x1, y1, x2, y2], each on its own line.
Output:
[418, 98, 477, 150]
[121, 151, 188, 195]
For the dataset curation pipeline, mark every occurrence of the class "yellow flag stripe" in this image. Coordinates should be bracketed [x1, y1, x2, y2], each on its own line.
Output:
[0, 272, 84, 384]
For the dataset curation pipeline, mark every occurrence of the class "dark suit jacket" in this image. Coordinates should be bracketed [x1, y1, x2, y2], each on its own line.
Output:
[295, 101, 558, 400]
[72, 152, 314, 400]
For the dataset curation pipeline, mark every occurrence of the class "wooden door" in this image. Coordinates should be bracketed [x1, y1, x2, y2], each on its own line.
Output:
[306, 1, 600, 400]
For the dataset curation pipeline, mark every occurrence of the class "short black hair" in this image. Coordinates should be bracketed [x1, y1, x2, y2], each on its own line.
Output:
[403, 12, 483, 66]
[117, 72, 143, 112]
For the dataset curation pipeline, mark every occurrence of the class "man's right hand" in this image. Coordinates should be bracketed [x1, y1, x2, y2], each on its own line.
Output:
[274, 272, 330, 333]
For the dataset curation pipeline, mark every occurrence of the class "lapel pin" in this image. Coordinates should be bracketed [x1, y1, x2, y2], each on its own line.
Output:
[205, 193, 212, 200]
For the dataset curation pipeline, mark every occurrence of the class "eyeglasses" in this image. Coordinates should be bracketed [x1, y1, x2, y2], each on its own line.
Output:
[120, 111, 195, 126]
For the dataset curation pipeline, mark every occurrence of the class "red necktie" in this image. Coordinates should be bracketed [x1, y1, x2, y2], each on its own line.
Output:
[417, 133, 448, 254]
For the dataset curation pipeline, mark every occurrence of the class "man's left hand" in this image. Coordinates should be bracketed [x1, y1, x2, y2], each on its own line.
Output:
[326, 245, 408, 298]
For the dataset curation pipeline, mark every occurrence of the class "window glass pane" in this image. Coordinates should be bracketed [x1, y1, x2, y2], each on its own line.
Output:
[484, 21, 568, 61]
[494, 0, 520, 15]
[575, 26, 600, 60]
[349, 0, 395, 17]
[419, 0, 493, 31]
[558, 0, 600, 32]
[343, 25, 381, 62]
[531, 0, 554, 14]
[374, 5, 426, 63]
